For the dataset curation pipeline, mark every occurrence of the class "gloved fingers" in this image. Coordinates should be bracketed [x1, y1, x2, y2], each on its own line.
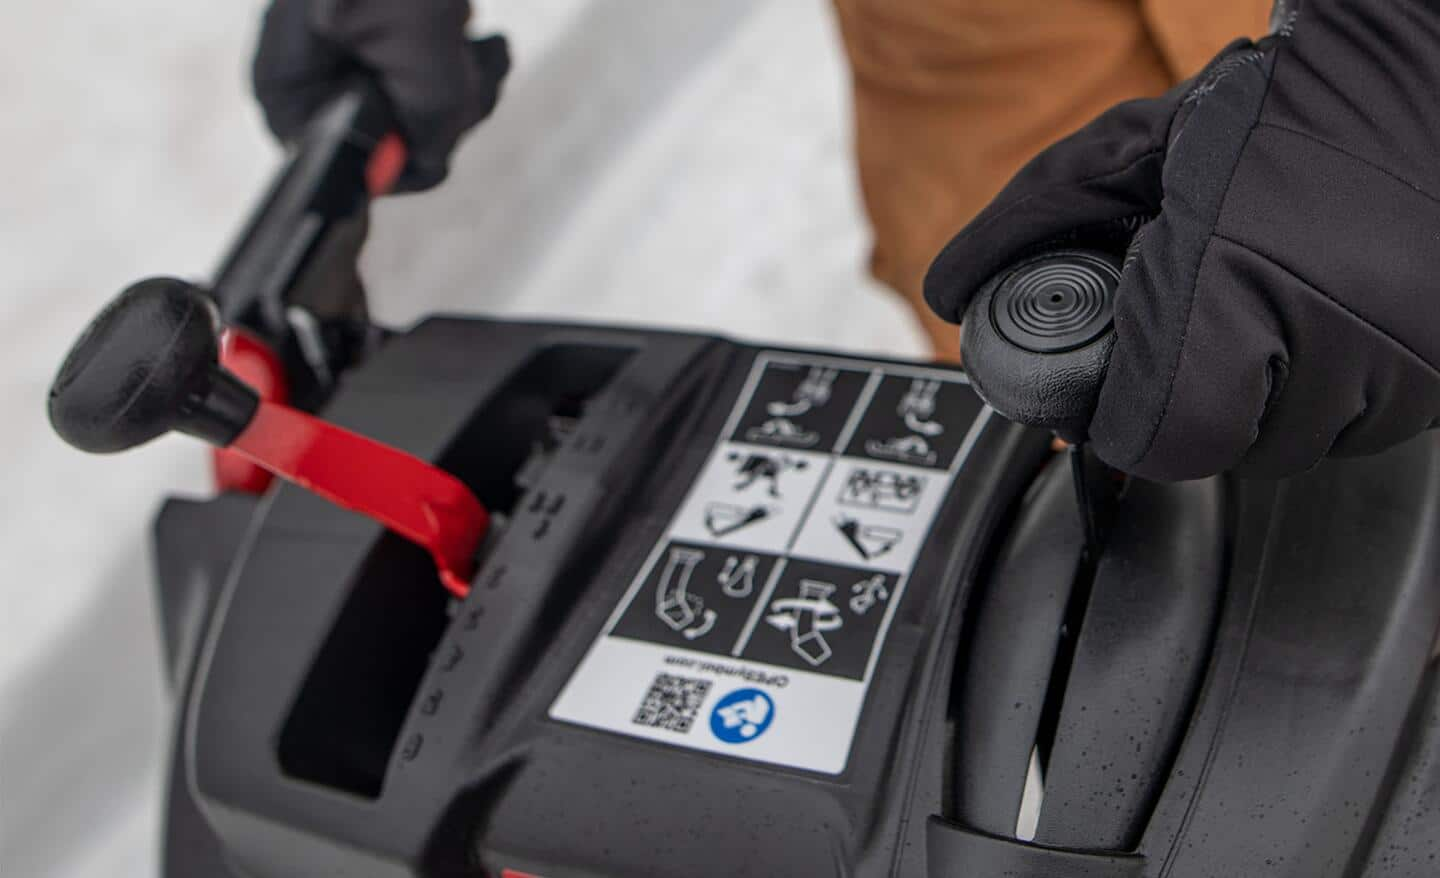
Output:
[1091, 230, 1440, 482]
[1084, 41, 1282, 480]
[1091, 233, 1287, 480]
[304, 1, 507, 191]
[389, 34, 507, 188]
[1233, 263, 1440, 475]
[1323, 386, 1440, 460]
[469, 34, 512, 86]
[253, 0, 349, 143]
[382, 33, 509, 190]
[1094, 169, 1440, 481]
[922, 90, 1178, 326]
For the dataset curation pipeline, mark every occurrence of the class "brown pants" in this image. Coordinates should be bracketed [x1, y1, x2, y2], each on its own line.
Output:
[833, 0, 1273, 359]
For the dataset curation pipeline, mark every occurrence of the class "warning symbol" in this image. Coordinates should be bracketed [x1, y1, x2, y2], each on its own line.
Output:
[731, 363, 869, 452]
[844, 374, 981, 470]
[718, 553, 760, 598]
[669, 441, 828, 552]
[653, 547, 717, 641]
[744, 418, 820, 448]
[898, 378, 945, 436]
[745, 369, 839, 447]
[710, 688, 775, 743]
[849, 574, 889, 615]
[767, 366, 839, 418]
[611, 542, 782, 656]
[864, 435, 937, 467]
[862, 379, 945, 465]
[741, 561, 899, 679]
[833, 515, 902, 562]
[703, 502, 774, 538]
[555, 354, 982, 775]
[838, 466, 925, 513]
[727, 450, 808, 499]
[766, 580, 844, 667]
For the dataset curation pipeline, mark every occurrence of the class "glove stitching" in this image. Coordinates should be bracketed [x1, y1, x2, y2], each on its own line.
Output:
[1257, 121, 1440, 207]
[1211, 230, 1440, 385]
[1121, 223, 1149, 272]
[1182, 49, 1265, 105]
[1128, 234, 1216, 468]
[1269, 0, 1300, 37]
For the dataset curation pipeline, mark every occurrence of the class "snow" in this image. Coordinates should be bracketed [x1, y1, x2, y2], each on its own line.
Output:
[0, 2, 926, 875]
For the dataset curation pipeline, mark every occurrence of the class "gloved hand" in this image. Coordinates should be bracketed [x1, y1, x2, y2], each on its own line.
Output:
[253, 0, 509, 191]
[924, 1, 1440, 481]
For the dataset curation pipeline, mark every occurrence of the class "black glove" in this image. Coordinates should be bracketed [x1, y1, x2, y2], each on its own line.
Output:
[925, 0, 1440, 481]
[252, 0, 509, 191]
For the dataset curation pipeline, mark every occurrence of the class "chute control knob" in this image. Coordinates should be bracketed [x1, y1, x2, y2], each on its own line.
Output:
[961, 249, 1122, 442]
[48, 277, 258, 453]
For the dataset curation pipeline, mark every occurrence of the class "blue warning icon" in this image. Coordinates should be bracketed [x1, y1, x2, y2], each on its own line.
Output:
[710, 688, 775, 744]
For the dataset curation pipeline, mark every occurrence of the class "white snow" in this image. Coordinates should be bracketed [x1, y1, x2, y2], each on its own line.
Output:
[0, 2, 927, 875]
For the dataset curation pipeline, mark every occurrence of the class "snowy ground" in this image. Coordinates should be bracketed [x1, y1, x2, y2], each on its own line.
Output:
[1, 2, 928, 875]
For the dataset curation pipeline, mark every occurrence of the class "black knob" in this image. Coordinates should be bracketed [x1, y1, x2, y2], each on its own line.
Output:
[961, 249, 1121, 441]
[48, 277, 259, 453]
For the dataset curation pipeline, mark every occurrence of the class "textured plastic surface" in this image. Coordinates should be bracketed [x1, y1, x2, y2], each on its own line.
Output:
[951, 455, 1085, 838]
[950, 464, 1224, 858]
[152, 495, 261, 877]
[1034, 476, 1223, 850]
[152, 316, 1440, 878]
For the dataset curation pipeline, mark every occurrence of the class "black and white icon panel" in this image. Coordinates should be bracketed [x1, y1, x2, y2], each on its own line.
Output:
[837, 465, 927, 514]
[740, 559, 898, 680]
[843, 374, 980, 470]
[669, 442, 829, 552]
[790, 459, 949, 574]
[611, 541, 782, 656]
[729, 362, 869, 452]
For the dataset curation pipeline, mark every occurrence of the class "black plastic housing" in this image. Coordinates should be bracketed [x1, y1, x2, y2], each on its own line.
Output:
[153, 316, 1440, 878]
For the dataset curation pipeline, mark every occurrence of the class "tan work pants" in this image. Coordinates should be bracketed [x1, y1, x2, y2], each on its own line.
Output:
[833, 0, 1273, 359]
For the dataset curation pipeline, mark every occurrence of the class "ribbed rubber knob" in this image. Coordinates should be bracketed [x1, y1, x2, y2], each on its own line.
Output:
[962, 250, 1122, 440]
[992, 253, 1119, 353]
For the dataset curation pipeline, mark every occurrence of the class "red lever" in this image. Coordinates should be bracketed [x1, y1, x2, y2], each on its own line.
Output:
[209, 329, 483, 595]
[365, 133, 408, 197]
[209, 312, 485, 597]
[46, 277, 487, 599]
[231, 401, 487, 598]
[213, 329, 289, 494]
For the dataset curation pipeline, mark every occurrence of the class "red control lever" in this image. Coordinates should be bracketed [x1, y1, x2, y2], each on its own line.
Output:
[48, 277, 487, 598]
[214, 328, 287, 494]
[231, 400, 485, 597]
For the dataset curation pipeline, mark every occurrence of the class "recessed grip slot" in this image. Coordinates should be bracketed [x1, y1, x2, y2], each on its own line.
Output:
[277, 343, 634, 797]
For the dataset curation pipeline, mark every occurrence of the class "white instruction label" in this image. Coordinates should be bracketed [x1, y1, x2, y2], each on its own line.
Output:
[550, 352, 988, 775]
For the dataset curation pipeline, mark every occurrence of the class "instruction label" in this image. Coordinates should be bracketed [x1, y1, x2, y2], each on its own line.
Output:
[550, 353, 987, 774]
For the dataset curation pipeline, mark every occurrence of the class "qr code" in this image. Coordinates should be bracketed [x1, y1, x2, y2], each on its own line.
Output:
[632, 673, 712, 733]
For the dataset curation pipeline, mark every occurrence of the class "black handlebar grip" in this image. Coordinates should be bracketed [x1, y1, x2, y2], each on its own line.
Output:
[48, 278, 259, 454]
[961, 249, 1122, 441]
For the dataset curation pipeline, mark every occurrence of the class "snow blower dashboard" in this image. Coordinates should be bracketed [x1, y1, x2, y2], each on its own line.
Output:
[156, 316, 1029, 877]
[45, 74, 1435, 878]
[152, 315, 1440, 878]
